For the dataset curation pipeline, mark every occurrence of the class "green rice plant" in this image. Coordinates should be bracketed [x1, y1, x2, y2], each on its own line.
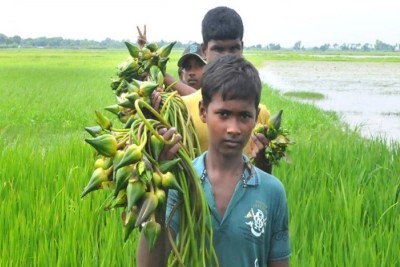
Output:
[0, 49, 398, 267]
[283, 91, 325, 100]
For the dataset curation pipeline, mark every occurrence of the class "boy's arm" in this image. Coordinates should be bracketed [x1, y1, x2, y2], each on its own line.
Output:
[134, 26, 195, 97]
[136, 222, 174, 267]
[137, 127, 179, 266]
[164, 73, 196, 96]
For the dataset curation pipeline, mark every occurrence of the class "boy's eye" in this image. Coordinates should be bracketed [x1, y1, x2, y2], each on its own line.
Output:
[240, 113, 252, 120]
[212, 47, 224, 53]
[217, 111, 229, 118]
[230, 47, 240, 53]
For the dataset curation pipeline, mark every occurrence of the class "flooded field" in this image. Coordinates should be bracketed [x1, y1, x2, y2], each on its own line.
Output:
[259, 60, 400, 144]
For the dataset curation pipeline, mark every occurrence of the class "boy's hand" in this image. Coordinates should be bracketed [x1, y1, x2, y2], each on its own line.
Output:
[251, 133, 273, 174]
[158, 127, 181, 161]
[136, 25, 147, 48]
[150, 90, 162, 111]
[251, 132, 269, 159]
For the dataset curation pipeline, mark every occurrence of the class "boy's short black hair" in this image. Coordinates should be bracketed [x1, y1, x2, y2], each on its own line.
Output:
[201, 55, 261, 109]
[202, 6, 244, 45]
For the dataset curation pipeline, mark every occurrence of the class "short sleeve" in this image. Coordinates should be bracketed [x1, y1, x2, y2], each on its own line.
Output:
[268, 185, 291, 260]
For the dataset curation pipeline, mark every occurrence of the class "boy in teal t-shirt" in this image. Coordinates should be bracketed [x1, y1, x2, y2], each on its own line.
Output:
[137, 55, 291, 266]
[168, 152, 291, 266]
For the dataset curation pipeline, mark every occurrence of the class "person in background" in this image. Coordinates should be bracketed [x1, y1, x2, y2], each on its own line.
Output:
[137, 54, 291, 267]
[152, 6, 273, 173]
[177, 43, 206, 91]
[183, 6, 273, 173]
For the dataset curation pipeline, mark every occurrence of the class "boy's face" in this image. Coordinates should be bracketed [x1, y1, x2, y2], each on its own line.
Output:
[200, 92, 258, 158]
[202, 39, 243, 64]
[180, 57, 205, 90]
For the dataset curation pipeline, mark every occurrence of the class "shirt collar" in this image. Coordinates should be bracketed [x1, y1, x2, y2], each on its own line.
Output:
[198, 152, 259, 187]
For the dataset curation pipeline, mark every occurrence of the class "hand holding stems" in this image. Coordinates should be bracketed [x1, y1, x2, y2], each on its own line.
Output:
[157, 127, 181, 161]
[251, 110, 293, 173]
[251, 132, 273, 174]
[150, 89, 162, 111]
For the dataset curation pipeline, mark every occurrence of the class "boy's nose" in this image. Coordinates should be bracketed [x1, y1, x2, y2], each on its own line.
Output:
[226, 119, 241, 135]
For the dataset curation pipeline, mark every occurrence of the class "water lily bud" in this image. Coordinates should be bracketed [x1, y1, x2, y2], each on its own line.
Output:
[116, 144, 142, 169]
[85, 134, 117, 157]
[122, 206, 139, 242]
[158, 158, 181, 173]
[135, 192, 159, 227]
[85, 125, 103, 137]
[114, 165, 133, 197]
[150, 135, 165, 160]
[138, 80, 158, 97]
[152, 172, 162, 187]
[269, 110, 283, 130]
[126, 179, 146, 212]
[161, 171, 182, 192]
[143, 220, 161, 251]
[156, 41, 176, 58]
[155, 188, 166, 207]
[95, 110, 112, 130]
[81, 167, 112, 198]
[104, 104, 122, 116]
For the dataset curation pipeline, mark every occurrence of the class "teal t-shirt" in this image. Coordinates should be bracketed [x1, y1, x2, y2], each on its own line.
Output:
[166, 152, 291, 266]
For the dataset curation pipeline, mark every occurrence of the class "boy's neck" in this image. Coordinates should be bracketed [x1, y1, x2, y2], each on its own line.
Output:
[205, 150, 244, 172]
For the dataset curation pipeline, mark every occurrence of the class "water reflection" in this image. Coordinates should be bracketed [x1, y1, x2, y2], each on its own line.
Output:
[259, 61, 400, 144]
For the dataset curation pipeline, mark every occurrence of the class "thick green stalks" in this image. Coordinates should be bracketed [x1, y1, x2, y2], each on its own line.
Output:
[179, 170, 199, 263]
[132, 96, 215, 265]
[134, 99, 178, 145]
[160, 91, 178, 115]
[82, 41, 216, 266]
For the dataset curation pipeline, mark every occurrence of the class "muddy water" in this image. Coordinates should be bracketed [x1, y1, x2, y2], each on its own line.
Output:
[259, 61, 400, 144]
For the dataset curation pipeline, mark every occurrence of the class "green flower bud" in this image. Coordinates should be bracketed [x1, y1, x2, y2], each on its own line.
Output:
[126, 179, 146, 211]
[116, 144, 142, 169]
[95, 110, 112, 130]
[85, 134, 117, 157]
[143, 220, 161, 251]
[81, 167, 112, 198]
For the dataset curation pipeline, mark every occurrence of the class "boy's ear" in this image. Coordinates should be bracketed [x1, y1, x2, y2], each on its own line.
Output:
[199, 100, 207, 123]
[201, 43, 207, 60]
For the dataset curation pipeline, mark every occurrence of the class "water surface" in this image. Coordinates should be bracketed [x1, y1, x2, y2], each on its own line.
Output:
[259, 61, 400, 144]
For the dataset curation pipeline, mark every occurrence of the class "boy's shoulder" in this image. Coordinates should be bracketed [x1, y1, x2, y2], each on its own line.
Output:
[182, 89, 201, 102]
[257, 103, 271, 124]
[192, 152, 206, 173]
[252, 164, 286, 193]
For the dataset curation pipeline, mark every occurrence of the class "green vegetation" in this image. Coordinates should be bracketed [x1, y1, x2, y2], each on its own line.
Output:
[1, 49, 399, 266]
[283, 91, 325, 100]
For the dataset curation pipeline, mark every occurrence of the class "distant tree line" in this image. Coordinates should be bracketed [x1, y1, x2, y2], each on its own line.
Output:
[0, 33, 191, 50]
[247, 40, 399, 52]
[0, 33, 398, 52]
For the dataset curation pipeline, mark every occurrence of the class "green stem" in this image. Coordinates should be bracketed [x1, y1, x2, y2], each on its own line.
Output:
[134, 99, 178, 145]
